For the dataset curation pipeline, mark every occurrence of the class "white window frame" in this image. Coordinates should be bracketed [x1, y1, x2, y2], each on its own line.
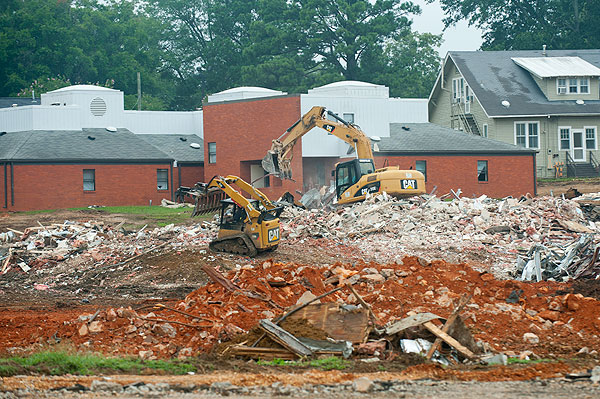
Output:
[83, 169, 95, 191]
[557, 77, 591, 94]
[482, 124, 488, 138]
[514, 121, 540, 149]
[558, 126, 571, 150]
[343, 113, 354, 124]
[452, 77, 464, 103]
[208, 142, 216, 164]
[585, 126, 597, 150]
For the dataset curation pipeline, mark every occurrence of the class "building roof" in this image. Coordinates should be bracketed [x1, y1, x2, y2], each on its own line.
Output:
[511, 56, 600, 78]
[0, 128, 173, 162]
[138, 134, 204, 163]
[0, 97, 39, 109]
[50, 85, 119, 93]
[376, 123, 536, 154]
[446, 49, 600, 117]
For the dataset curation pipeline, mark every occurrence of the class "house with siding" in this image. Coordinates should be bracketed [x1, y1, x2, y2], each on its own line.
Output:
[428, 49, 600, 178]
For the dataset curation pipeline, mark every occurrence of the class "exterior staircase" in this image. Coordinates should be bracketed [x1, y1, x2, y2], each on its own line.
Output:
[567, 162, 599, 177]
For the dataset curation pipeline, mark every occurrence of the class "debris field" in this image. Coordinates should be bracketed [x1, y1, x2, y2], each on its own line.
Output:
[1, 190, 600, 381]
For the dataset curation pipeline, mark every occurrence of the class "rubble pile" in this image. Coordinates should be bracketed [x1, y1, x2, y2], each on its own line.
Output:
[35, 256, 600, 362]
[0, 220, 218, 276]
[281, 193, 600, 279]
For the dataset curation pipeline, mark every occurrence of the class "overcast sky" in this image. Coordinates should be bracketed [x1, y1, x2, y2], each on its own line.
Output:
[410, 0, 484, 57]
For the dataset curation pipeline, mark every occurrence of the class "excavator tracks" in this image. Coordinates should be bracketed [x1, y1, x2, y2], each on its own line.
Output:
[209, 233, 258, 257]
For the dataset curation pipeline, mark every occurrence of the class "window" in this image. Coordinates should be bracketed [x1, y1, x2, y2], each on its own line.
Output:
[586, 127, 597, 150]
[452, 77, 465, 102]
[569, 78, 578, 93]
[415, 160, 427, 181]
[343, 113, 354, 124]
[208, 142, 216, 164]
[580, 78, 589, 94]
[557, 78, 567, 94]
[483, 124, 488, 138]
[558, 77, 591, 94]
[559, 127, 571, 150]
[514, 122, 539, 149]
[477, 160, 488, 182]
[83, 169, 95, 191]
[157, 169, 168, 190]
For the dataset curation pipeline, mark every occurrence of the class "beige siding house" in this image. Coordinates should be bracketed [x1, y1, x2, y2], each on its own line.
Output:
[428, 49, 600, 178]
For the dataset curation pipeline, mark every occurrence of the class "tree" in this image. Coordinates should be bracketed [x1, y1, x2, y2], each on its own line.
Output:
[432, 0, 600, 50]
[297, 0, 420, 80]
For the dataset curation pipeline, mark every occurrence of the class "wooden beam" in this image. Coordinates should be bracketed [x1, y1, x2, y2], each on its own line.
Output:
[426, 294, 471, 360]
[408, 311, 474, 359]
[258, 319, 313, 357]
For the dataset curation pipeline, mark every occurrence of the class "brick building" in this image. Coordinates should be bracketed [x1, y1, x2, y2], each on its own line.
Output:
[1, 129, 203, 211]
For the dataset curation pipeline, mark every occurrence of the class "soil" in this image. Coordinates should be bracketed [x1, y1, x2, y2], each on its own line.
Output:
[1, 195, 600, 394]
[536, 178, 600, 196]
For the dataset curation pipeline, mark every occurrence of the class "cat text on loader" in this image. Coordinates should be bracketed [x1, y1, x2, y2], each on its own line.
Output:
[262, 106, 425, 205]
[193, 175, 283, 257]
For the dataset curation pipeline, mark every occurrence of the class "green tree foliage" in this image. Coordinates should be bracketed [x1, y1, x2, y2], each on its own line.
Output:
[432, 0, 600, 50]
[0, 0, 174, 109]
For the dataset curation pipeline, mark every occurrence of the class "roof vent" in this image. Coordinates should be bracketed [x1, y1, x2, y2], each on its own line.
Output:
[90, 97, 107, 116]
[501, 100, 511, 108]
[401, 126, 410, 131]
[179, 137, 187, 141]
[11, 104, 17, 107]
[87, 136, 96, 140]
[190, 143, 201, 149]
[0, 132, 7, 136]
[576, 99, 585, 105]
[370, 136, 381, 142]
[106, 126, 117, 132]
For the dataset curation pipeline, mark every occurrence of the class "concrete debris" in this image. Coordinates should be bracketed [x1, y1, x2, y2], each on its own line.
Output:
[279, 192, 600, 280]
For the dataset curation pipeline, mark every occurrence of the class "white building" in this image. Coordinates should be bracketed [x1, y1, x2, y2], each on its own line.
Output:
[0, 85, 204, 136]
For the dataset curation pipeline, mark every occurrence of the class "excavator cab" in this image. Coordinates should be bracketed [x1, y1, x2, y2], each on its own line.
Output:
[335, 159, 376, 198]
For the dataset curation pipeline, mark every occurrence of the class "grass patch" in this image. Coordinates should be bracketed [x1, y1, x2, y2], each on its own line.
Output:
[537, 176, 600, 183]
[0, 351, 196, 376]
[257, 356, 349, 371]
[506, 357, 552, 365]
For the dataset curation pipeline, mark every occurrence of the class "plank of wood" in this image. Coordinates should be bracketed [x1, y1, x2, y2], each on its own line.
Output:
[6, 228, 24, 235]
[408, 311, 474, 359]
[201, 265, 239, 292]
[426, 295, 471, 360]
[258, 319, 313, 357]
[1, 248, 13, 274]
[385, 312, 440, 335]
[345, 282, 380, 325]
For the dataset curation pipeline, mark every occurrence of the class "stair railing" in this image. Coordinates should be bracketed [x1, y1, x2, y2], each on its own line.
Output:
[590, 151, 600, 174]
[566, 152, 576, 177]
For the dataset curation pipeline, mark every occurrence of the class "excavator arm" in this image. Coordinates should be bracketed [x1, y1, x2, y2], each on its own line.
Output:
[262, 106, 374, 179]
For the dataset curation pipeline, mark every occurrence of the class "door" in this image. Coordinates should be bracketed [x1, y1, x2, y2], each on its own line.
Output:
[572, 129, 585, 161]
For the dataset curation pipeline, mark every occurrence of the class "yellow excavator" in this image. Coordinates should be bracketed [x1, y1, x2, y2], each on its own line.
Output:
[262, 106, 425, 205]
[193, 175, 283, 257]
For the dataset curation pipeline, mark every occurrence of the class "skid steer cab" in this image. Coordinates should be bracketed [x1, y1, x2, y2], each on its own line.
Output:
[210, 198, 283, 257]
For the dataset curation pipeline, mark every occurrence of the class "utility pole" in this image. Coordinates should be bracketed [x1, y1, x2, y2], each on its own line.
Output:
[137, 72, 141, 111]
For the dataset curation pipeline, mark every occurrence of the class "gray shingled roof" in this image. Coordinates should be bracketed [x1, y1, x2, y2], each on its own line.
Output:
[0, 128, 172, 162]
[138, 134, 204, 163]
[449, 49, 600, 117]
[0, 97, 39, 109]
[377, 123, 536, 155]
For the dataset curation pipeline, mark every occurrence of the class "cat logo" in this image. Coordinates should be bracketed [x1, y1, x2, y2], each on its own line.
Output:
[401, 179, 417, 190]
[267, 227, 280, 243]
[323, 124, 336, 133]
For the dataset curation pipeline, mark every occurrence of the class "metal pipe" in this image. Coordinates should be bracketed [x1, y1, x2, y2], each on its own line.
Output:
[10, 162, 14, 206]
[170, 163, 174, 201]
[3, 162, 6, 208]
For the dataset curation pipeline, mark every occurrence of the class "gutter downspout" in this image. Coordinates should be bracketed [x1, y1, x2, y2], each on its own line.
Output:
[3, 162, 7, 209]
[10, 162, 14, 206]
[533, 154, 537, 196]
[170, 162, 174, 202]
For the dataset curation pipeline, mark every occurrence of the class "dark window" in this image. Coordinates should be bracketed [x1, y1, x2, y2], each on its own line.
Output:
[415, 160, 427, 181]
[208, 142, 216, 163]
[477, 160, 488, 182]
[343, 113, 355, 124]
[157, 169, 168, 190]
[83, 169, 95, 191]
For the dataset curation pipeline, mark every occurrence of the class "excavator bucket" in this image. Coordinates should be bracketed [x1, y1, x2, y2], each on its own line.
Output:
[261, 151, 281, 176]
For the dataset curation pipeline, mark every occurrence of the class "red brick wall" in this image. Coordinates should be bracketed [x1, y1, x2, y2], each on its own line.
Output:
[374, 154, 536, 198]
[2, 163, 175, 212]
[203, 96, 303, 199]
[175, 165, 204, 188]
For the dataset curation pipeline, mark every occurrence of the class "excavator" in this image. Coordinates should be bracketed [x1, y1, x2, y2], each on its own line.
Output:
[262, 106, 426, 205]
[192, 175, 283, 257]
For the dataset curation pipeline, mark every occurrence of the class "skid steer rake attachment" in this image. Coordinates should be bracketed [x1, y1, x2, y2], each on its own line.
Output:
[191, 182, 227, 217]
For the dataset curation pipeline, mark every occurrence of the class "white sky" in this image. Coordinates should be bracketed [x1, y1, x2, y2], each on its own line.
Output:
[410, 0, 484, 56]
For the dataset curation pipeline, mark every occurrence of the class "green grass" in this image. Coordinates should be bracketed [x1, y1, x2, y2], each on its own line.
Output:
[0, 351, 196, 376]
[257, 356, 350, 370]
[537, 176, 600, 183]
[506, 357, 552, 365]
